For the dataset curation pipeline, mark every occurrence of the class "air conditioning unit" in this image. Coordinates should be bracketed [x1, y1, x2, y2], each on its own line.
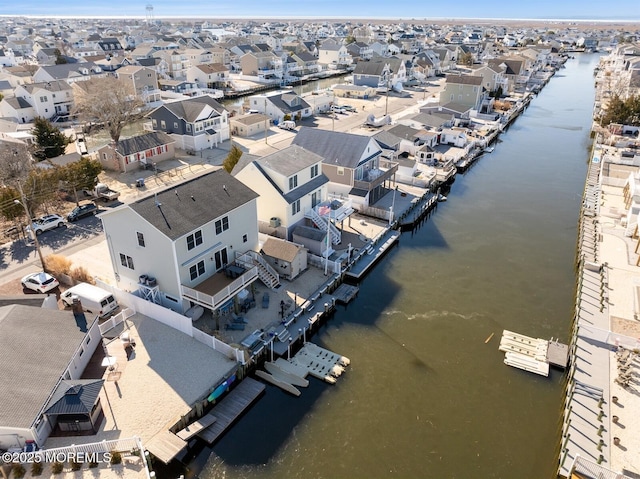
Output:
[270, 217, 281, 227]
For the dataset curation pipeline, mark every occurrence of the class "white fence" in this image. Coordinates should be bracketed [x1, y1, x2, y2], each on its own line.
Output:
[98, 307, 135, 335]
[578, 323, 640, 350]
[95, 280, 245, 364]
[307, 253, 342, 275]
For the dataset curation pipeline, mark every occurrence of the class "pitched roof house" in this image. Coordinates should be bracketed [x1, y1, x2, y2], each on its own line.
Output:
[291, 127, 398, 210]
[99, 169, 264, 315]
[96, 131, 175, 172]
[0, 304, 104, 450]
[146, 95, 230, 151]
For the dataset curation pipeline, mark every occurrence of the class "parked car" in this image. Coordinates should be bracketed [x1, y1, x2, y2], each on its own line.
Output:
[341, 105, 357, 112]
[26, 214, 65, 235]
[67, 203, 98, 222]
[21, 272, 59, 293]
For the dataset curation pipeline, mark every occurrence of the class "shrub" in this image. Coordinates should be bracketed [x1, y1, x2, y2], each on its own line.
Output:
[44, 254, 72, 276]
[11, 464, 26, 479]
[88, 460, 99, 469]
[70, 459, 82, 471]
[31, 461, 43, 476]
[110, 450, 122, 465]
[70, 265, 94, 284]
[51, 461, 64, 474]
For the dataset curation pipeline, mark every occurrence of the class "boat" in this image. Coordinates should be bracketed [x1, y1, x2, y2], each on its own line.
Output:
[255, 370, 301, 396]
[437, 194, 447, 202]
[265, 362, 310, 387]
[485, 146, 495, 153]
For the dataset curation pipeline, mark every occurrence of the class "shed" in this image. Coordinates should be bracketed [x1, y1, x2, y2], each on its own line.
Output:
[260, 237, 307, 280]
[292, 225, 330, 257]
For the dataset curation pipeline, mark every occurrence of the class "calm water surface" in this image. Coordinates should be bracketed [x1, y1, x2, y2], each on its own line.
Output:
[185, 54, 599, 479]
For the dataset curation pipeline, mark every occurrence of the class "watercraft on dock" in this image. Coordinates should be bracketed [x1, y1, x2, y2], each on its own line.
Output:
[498, 330, 568, 377]
[255, 370, 302, 396]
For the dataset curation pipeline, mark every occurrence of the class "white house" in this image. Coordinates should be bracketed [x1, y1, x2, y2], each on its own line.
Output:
[247, 90, 312, 123]
[99, 169, 268, 316]
[0, 304, 104, 450]
[14, 79, 74, 121]
[233, 145, 331, 241]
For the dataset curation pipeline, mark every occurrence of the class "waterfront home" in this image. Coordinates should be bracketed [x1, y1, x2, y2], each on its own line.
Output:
[186, 62, 229, 89]
[145, 94, 230, 151]
[99, 169, 263, 315]
[439, 74, 485, 111]
[239, 50, 284, 81]
[246, 90, 312, 123]
[318, 39, 352, 69]
[115, 65, 161, 103]
[233, 144, 349, 243]
[292, 127, 398, 211]
[230, 112, 270, 137]
[0, 304, 104, 450]
[352, 56, 407, 89]
[95, 131, 175, 173]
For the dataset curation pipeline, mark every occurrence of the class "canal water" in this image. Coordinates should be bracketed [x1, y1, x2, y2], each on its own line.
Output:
[181, 54, 599, 479]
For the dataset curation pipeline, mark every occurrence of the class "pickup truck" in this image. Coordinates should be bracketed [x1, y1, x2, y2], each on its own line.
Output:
[83, 183, 120, 202]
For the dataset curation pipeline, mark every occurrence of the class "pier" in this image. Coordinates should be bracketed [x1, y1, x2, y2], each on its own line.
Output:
[345, 229, 400, 280]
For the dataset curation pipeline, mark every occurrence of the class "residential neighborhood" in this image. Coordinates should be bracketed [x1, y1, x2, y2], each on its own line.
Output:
[0, 12, 640, 479]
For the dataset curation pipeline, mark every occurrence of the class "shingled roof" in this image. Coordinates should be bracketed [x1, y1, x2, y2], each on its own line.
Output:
[129, 169, 258, 241]
[292, 127, 381, 169]
[0, 305, 89, 429]
[115, 131, 175, 156]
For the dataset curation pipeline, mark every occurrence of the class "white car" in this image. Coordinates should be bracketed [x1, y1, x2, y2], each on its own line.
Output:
[21, 272, 60, 293]
[26, 214, 65, 235]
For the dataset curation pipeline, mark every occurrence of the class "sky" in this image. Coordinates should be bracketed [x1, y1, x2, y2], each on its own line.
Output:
[3, 0, 640, 21]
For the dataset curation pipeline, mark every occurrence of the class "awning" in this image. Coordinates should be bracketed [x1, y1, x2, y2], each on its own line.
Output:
[205, 128, 217, 136]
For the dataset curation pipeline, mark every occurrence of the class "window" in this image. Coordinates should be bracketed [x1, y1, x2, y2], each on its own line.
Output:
[186, 123, 191, 132]
[119, 253, 134, 269]
[289, 175, 298, 190]
[161, 120, 166, 129]
[39, 96, 48, 102]
[137, 232, 145, 247]
[310, 164, 319, 178]
[337, 167, 345, 176]
[189, 260, 205, 280]
[152, 119, 157, 128]
[174, 122, 179, 129]
[243, 234, 248, 243]
[187, 230, 203, 250]
[215, 216, 229, 234]
[291, 199, 300, 215]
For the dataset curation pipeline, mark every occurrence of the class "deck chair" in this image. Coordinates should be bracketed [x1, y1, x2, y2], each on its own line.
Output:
[262, 292, 270, 308]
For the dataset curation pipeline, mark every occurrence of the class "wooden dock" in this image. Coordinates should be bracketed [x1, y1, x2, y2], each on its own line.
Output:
[175, 412, 217, 441]
[198, 378, 265, 444]
[332, 284, 359, 304]
[546, 340, 569, 368]
[146, 430, 188, 464]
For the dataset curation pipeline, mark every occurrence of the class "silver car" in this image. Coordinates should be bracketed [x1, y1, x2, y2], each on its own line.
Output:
[26, 214, 65, 235]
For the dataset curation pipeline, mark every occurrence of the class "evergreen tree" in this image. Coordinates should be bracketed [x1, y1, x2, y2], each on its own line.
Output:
[32, 117, 71, 160]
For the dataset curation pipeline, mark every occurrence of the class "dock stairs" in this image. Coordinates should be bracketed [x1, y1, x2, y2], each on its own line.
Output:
[305, 208, 341, 245]
[235, 251, 280, 289]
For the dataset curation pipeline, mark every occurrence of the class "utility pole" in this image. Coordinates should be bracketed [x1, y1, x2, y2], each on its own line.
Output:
[15, 180, 47, 272]
[264, 97, 268, 144]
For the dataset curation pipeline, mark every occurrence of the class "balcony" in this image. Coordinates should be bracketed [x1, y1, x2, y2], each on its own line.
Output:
[353, 163, 398, 191]
[181, 265, 258, 311]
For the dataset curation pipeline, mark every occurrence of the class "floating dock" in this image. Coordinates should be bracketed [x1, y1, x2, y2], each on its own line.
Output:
[272, 343, 351, 385]
[332, 283, 359, 304]
[254, 370, 301, 396]
[499, 330, 568, 377]
[345, 230, 400, 280]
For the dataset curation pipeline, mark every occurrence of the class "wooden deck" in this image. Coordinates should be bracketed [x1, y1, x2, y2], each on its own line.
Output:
[333, 284, 359, 304]
[198, 378, 265, 444]
[547, 340, 569, 368]
[146, 429, 188, 464]
[175, 412, 217, 441]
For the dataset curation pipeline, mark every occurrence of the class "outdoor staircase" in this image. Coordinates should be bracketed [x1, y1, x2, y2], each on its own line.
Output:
[235, 251, 280, 289]
[306, 208, 341, 245]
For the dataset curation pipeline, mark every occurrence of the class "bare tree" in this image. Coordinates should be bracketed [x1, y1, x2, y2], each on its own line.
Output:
[0, 141, 32, 184]
[72, 76, 145, 146]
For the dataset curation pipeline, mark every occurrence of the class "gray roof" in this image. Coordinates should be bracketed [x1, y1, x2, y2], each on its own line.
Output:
[292, 127, 381, 169]
[36, 62, 101, 80]
[268, 93, 310, 115]
[373, 130, 402, 149]
[23, 79, 72, 93]
[4, 96, 32, 110]
[152, 95, 226, 123]
[130, 169, 258, 241]
[386, 124, 420, 141]
[0, 305, 90, 429]
[259, 145, 324, 177]
[45, 379, 104, 416]
[116, 131, 175, 156]
[445, 74, 482, 86]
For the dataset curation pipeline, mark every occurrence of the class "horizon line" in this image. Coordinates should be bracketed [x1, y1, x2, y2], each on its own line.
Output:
[1, 14, 639, 23]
